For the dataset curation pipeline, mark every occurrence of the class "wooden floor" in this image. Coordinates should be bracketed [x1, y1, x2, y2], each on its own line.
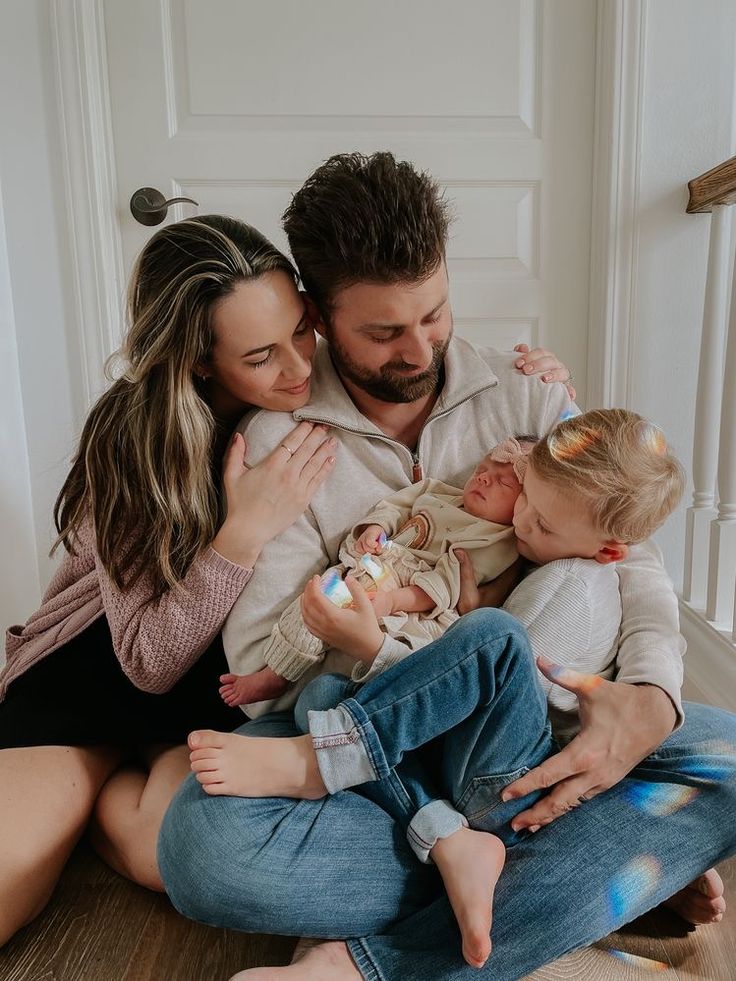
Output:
[2, 843, 734, 981]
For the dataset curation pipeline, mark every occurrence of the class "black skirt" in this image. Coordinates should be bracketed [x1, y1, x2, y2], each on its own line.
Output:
[0, 615, 245, 749]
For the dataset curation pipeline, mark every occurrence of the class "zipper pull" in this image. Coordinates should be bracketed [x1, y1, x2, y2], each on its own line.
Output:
[412, 456, 423, 482]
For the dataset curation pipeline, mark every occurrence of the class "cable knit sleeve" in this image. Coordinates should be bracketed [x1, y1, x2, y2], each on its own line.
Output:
[93, 524, 253, 693]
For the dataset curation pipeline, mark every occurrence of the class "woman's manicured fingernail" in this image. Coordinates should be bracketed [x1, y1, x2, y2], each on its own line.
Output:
[543, 374, 551, 382]
[515, 359, 525, 367]
[530, 824, 541, 833]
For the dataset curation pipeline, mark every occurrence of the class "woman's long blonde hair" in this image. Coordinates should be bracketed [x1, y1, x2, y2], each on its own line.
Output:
[53, 215, 297, 593]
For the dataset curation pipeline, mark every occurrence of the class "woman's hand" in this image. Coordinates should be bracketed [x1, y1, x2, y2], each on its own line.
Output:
[213, 422, 336, 568]
[301, 575, 384, 664]
[501, 658, 677, 832]
[513, 344, 576, 401]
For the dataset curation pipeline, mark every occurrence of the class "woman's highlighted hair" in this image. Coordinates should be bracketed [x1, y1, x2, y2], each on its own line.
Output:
[53, 216, 296, 593]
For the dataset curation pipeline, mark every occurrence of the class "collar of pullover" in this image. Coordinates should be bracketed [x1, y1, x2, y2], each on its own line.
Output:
[293, 336, 499, 436]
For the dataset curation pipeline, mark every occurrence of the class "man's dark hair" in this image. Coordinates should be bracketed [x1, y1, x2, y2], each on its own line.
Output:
[283, 151, 452, 320]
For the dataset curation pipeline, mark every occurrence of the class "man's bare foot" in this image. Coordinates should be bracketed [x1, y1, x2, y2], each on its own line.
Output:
[229, 941, 360, 980]
[188, 730, 327, 799]
[430, 827, 506, 968]
[663, 868, 726, 925]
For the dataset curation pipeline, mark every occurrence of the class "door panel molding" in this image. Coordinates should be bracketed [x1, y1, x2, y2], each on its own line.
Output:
[55, 0, 612, 413]
[51, 0, 124, 417]
[587, 0, 646, 409]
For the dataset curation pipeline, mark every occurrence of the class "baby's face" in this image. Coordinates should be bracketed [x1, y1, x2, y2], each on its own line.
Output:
[462, 458, 522, 525]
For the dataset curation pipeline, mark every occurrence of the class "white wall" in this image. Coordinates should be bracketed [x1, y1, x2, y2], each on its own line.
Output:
[0, 183, 39, 634]
[0, 0, 82, 628]
[2, 0, 736, 624]
[626, 0, 736, 586]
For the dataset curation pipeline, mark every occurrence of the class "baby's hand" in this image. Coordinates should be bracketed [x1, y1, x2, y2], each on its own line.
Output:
[355, 524, 386, 555]
[219, 666, 290, 707]
[368, 590, 394, 619]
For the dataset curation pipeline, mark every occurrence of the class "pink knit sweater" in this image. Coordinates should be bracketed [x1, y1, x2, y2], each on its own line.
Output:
[1, 519, 253, 701]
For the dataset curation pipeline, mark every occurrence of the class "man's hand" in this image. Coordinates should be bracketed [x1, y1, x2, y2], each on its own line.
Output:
[513, 344, 576, 401]
[456, 552, 523, 616]
[219, 666, 290, 707]
[502, 656, 677, 832]
[301, 575, 384, 663]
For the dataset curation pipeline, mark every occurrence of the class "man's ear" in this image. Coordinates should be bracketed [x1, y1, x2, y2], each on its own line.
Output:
[302, 294, 327, 339]
[594, 541, 629, 565]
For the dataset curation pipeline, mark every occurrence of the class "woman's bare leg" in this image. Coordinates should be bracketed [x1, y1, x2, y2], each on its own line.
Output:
[0, 744, 122, 946]
[88, 743, 190, 892]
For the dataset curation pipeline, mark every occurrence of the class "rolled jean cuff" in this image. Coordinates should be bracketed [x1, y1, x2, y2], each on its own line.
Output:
[407, 799, 468, 864]
[308, 703, 378, 794]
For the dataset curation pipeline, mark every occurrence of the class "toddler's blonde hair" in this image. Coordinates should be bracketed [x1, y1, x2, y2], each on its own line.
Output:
[529, 408, 685, 543]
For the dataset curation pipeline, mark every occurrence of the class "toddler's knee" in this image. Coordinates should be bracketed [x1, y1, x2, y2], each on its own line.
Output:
[455, 607, 527, 645]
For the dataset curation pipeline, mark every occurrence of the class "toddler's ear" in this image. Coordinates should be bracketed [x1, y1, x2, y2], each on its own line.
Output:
[594, 542, 628, 565]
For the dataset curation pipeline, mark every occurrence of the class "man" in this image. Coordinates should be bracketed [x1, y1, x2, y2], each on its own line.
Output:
[160, 152, 736, 980]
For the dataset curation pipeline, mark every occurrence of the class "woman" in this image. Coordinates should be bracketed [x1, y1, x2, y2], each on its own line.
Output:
[0, 213, 566, 947]
[0, 215, 337, 944]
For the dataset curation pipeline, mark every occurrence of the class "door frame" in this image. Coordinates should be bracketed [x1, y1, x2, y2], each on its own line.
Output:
[53, 0, 640, 422]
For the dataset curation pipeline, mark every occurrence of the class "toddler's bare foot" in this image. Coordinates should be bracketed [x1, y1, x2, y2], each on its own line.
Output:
[663, 868, 726, 925]
[188, 730, 326, 799]
[229, 941, 360, 980]
[431, 827, 506, 968]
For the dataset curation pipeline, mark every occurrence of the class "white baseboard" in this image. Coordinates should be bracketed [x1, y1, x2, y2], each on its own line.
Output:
[679, 600, 736, 712]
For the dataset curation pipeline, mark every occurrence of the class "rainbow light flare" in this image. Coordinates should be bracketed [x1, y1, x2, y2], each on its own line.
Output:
[608, 950, 669, 972]
[320, 569, 353, 608]
[548, 425, 601, 462]
[359, 553, 395, 589]
[559, 407, 581, 422]
[640, 421, 667, 456]
[622, 780, 699, 817]
[607, 856, 662, 923]
[673, 741, 736, 784]
[377, 530, 393, 551]
[540, 660, 604, 695]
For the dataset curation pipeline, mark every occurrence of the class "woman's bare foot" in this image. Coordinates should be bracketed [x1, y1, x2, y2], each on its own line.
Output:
[229, 941, 360, 980]
[430, 827, 506, 969]
[663, 868, 726, 924]
[188, 730, 326, 799]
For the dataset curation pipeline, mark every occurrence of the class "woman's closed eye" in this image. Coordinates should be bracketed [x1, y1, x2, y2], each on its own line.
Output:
[247, 349, 274, 368]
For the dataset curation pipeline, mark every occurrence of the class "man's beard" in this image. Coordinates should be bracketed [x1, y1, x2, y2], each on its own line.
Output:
[327, 330, 452, 404]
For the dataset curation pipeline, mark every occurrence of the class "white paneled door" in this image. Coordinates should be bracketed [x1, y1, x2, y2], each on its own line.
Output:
[102, 0, 595, 395]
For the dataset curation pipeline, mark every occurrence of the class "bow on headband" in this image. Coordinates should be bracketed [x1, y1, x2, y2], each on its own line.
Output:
[488, 437, 537, 483]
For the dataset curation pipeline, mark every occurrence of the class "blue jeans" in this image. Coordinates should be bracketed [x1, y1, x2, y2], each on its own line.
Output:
[292, 611, 554, 861]
[158, 609, 736, 981]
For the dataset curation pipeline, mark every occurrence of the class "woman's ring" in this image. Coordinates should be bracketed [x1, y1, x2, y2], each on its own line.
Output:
[280, 443, 295, 459]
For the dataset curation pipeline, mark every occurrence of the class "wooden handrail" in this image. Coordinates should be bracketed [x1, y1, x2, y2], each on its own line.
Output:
[688, 155, 736, 213]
